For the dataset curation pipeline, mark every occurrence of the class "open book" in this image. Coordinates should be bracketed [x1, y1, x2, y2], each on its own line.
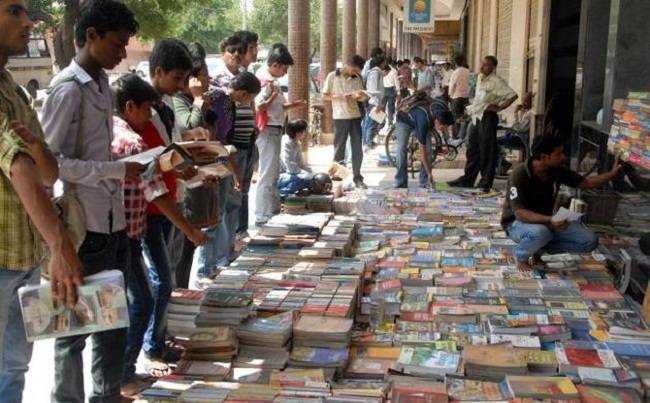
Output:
[19, 270, 128, 341]
[183, 162, 233, 189]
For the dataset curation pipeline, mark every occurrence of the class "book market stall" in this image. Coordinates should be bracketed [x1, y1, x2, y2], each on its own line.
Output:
[134, 185, 650, 402]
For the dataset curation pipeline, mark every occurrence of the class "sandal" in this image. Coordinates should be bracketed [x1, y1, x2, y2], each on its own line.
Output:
[144, 359, 175, 378]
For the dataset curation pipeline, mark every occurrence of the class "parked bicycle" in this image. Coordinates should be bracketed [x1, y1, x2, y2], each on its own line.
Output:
[384, 122, 462, 177]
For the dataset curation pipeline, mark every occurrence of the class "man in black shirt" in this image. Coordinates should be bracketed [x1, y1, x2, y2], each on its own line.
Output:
[502, 135, 621, 269]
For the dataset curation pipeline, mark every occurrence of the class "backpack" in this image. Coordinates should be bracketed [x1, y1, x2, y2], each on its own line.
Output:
[397, 92, 449, 128]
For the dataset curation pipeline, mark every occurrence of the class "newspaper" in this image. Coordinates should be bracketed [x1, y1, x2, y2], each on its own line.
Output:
[19, 270, 128, 341]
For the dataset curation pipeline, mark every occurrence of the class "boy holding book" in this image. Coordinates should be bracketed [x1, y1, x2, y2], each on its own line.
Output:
[41, 1, 141, 401]
[110, 74, 207, 390]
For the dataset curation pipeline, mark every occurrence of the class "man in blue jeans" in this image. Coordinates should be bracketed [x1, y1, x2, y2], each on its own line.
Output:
[502, 135, 622, 270]
[361, 55, 386, 149]
[394, 97, 454, 188]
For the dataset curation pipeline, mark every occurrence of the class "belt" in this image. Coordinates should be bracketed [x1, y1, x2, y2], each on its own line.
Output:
[267, 125, 283, 129]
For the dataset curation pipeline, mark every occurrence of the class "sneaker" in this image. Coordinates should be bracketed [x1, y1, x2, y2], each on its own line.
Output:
[354, 180, 368, 189]
[236, 231, 250, 241]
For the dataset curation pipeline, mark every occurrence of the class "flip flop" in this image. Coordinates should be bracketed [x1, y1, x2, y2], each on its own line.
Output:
[144, 359, 174, 378]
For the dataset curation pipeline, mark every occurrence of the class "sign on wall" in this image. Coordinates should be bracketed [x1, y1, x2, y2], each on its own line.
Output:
[403, 0, 435, 33]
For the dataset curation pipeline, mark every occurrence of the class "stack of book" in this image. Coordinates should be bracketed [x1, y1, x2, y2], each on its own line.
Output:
[608, 91, 650, 170]
[195, 289, 252, 327]
[234, 312, 293, 371]
[167, 289, 203, 336]
[173, 326, 238, 362]
[290, 315, 353, 369]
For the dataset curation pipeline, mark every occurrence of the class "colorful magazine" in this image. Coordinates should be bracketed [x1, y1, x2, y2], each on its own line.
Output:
[19, 270, 128, 341]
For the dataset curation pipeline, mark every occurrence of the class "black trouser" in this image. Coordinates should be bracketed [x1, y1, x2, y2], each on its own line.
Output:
[53, 230, 130, 403]
[462, 111, 499, 189]
[450, 97, 469, 139]
[333, 118, 364, 183]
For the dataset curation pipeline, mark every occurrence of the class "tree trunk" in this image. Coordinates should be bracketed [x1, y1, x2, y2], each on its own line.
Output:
[54, 0, 81, 69]
[356, 0, 368, 58]
[320, 0, 337, 135]
[342, 0, 356, 61]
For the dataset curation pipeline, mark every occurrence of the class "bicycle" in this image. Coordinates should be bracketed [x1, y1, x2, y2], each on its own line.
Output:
[384, 121, 461, 178]
[309, 105, 324, 146]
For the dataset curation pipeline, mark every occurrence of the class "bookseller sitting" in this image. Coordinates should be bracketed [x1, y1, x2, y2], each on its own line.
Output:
[501, 135, 622, 270]
[278, 119, 313, 197]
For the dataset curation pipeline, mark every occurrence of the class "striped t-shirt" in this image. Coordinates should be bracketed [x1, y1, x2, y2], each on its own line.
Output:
[232, 103, 256, 149]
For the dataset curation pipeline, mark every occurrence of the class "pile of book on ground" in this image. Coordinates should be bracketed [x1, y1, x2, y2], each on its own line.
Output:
[137, 188, 650, 402]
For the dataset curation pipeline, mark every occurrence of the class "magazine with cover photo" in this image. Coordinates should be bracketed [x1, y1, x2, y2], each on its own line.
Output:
[19, 270, 128, 341]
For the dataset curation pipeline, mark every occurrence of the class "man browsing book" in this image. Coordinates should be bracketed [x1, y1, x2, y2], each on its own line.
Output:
[501, 135, 622, 270]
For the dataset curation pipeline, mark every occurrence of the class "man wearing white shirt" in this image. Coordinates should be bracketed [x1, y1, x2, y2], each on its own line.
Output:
[382, 60, 401, 126]
[449, 56, 518, 190]
[449, 55, 470, 140]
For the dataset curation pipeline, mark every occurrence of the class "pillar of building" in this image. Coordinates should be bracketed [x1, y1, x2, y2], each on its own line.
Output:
[319, 0, 337, 137]
[288, 0, 309, 126]
[368, 0, 380, 52]
[343, 0, 357, 61]
[356, 0, 368, 58]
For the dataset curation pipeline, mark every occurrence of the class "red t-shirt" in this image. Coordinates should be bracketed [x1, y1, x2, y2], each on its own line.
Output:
[140, 120, 176, 216]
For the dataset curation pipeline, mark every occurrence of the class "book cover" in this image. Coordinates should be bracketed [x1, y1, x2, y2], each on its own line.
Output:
[19, 270, 128, 341]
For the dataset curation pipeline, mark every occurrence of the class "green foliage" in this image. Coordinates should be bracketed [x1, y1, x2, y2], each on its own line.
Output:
[176, 0, 241, 54]
[249, 0, 287, 46]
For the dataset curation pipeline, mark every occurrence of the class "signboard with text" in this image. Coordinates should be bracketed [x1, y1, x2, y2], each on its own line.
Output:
[403, 0, 435, 33]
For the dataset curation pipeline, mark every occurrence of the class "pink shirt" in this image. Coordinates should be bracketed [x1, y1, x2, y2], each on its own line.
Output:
[449, 66, 470, 99]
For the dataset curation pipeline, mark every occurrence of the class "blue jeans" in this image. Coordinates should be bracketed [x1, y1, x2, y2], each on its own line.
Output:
[195, 179, 230, 278]
[142, 215, 173, 359]
[394, 121, 432, 187]
[362, 104, 380, 146]
[220, 174, 242, 262]
[236, 145, 256, 234]
[0, 266, 39, 403]
[508, 220, 599, 263]
[278, 172, 312, 197]
[123, 238, 153, 382]
[53, 230, 129, 403]
[255, 127, 282, 223]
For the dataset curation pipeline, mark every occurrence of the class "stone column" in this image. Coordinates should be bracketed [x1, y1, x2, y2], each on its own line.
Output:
[368, 0, 380, 52]
[356, 0, 368, 58]
[320, 0, 337, 136]
[288, 0, 309, 124]
[342, 0, 357, 61]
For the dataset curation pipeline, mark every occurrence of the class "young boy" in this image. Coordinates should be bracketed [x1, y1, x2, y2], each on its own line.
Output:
[40, 1, 140, 401]
[110, 74, 207, 391]
[279, 119, 313, 197]
[140, 38, 207, 374]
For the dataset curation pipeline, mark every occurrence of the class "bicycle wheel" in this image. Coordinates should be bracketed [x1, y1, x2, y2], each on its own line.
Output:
[384, 125, 398, 166]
